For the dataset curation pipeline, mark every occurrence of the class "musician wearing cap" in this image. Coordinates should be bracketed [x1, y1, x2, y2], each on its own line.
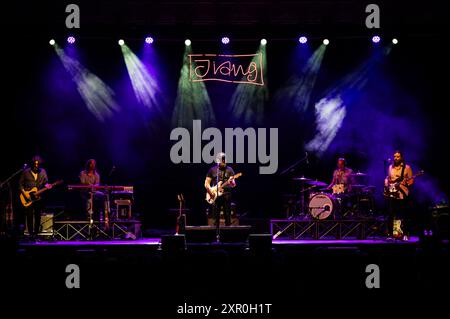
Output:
[326, 158, 355, 194]
[384, 150, 414, 241]
[19, 155, 52, 240]
[204, 152, 237, 227]
[79, 159, 105, 224]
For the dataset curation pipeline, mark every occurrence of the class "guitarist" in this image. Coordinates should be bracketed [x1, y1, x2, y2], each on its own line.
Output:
[384, 150, 414, 240]
[19, 155, 52, 240]
[204, 152, 236, 226]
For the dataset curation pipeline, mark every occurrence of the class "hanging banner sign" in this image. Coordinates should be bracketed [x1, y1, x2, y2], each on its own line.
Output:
[188, 53, 265, 86]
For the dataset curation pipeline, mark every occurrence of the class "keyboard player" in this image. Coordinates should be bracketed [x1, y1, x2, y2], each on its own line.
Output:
[79, 159, 106, 224]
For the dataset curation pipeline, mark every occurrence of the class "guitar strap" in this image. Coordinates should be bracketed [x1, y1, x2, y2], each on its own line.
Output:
[398, 164, 407, 198]
[400, 164, 405, 181]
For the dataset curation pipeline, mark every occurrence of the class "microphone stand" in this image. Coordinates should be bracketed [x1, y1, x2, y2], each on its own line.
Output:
[279, 152, 309, 219]
[279, 152, 309, 175]
[1, 166, 26, 234]
[215, 163, 220, 243]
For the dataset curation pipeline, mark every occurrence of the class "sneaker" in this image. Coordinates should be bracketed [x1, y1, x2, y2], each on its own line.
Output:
[402, 235, 409, 241]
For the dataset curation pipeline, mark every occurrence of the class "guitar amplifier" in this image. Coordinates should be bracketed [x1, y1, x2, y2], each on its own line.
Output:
[24, 213, 54, 236]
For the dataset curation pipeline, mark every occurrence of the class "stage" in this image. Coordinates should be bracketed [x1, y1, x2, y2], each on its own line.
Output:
[0, 0, 449, 314]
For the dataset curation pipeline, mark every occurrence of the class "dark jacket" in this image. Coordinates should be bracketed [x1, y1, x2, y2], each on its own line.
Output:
[19, 168, 48, 191]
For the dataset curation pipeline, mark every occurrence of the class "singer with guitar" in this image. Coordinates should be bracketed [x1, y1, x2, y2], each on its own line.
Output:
[19, 155, 52, 240]
[384, 150, 419, 241]
[204, 152, 238, 227]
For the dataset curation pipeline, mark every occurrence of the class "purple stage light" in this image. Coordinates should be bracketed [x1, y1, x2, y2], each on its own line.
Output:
[298, 36, 308, 44]
[372, 35, 381, 43]
[145, 37, 154, 44]
[221, 37, 230, 44]
[67, 36, 76, 44]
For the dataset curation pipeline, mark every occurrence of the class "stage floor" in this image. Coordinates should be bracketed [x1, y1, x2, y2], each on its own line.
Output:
[16, 236, 420, 246]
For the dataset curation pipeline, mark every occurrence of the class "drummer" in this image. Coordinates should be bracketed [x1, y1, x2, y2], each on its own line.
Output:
[325, 158, 355, 193]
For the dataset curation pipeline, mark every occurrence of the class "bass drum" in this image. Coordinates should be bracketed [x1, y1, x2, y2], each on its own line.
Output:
[309, 193, 340, 219]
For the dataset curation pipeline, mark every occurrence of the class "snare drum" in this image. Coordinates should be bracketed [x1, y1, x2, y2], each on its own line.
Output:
[309, 193, 340, 219]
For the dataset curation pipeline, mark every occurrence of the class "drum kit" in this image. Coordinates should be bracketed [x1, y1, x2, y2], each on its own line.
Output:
[289, 172, 376, 220]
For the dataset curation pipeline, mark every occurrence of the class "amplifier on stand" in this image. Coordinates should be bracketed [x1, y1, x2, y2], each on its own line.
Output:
[115, 199, 132, 220]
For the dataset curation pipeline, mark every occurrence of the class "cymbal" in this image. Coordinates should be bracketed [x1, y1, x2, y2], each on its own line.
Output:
[307, 180, 328, 187]
[292, 176, 312, 181]
[351, 184, 366, 188]
[350, 172, 368, 176]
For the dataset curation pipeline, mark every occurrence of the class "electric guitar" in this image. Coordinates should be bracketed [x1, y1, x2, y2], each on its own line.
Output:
[384, 170, 424, 198]
[206, 173, 242, 204]
[176, 194, 186, 234]
[20, 180, 63, 207]
[393, 219, 403, 239]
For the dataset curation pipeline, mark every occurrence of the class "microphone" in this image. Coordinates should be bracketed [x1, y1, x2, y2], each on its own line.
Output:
[305, 152, 309, 164]
[387, 158, 392, 163]
[23, 163, 28, 169]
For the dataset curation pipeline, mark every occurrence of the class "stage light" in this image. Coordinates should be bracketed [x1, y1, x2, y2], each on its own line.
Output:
[49, 39, 56, 46]
[185, 39, 191, 46]
[67, 36, 76, 44]
[260, 39, 267, 45]
[221, 37, 230, 44]
[323, 39, 329, 45]
[145, 36, 154, 44]
[54, 46, 120, 122]
[121, 43, 161, 110]
[298, 36, 308, 44]
[372, 35, 381, 44]
[118, 39, 125, 46]
[392, 38, 399, 45]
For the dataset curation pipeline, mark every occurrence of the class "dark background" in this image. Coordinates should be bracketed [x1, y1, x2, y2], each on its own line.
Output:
[1, 0, 448, 231]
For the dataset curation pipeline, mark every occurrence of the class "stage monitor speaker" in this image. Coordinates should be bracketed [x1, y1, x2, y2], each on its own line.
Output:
[248, 234, 272, 252]
[161, 234, 186, 252]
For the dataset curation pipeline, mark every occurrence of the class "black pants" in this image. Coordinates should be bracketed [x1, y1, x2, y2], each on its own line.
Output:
[82, 192, 106, 220]
[25, 201, 43, 236]
[386, 197, 410, 236]
[212, 193, 232, 226]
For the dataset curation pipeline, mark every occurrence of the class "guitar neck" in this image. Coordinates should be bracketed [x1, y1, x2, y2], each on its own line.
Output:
[35, 187, 50, 196]
[221, 173, 241, 188]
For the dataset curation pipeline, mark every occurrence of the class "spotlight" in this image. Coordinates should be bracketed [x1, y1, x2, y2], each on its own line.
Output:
[145, 36, 154, 44]
[185, 39, 191, 46]
[298, 36, 308, 44]
[118, 39, 125, 46]
[372, 35, 381, 43]
[392, 38, 399, 45]
[221, 37, 230, 44]
[49, 39, 56, 46]
[67, 36, 76, 44]
[260, 38, 267, 45]
[323, 39, 329, 45]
